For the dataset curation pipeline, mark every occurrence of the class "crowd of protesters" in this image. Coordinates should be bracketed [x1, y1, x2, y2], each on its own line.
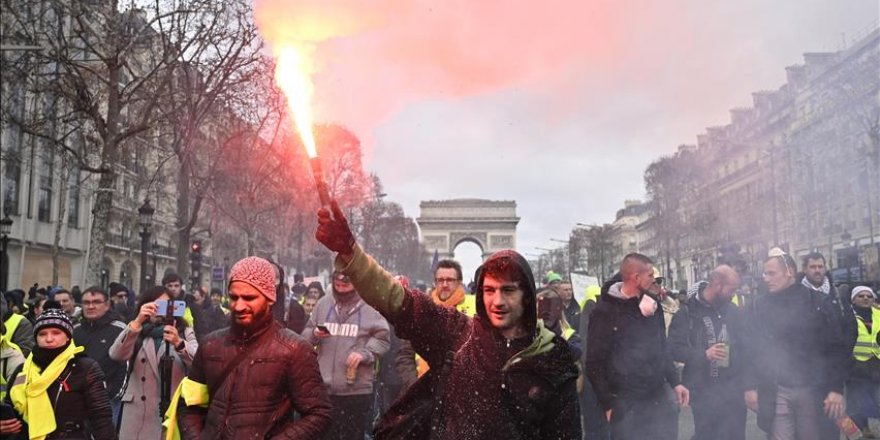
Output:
[1, 203, 878, 439]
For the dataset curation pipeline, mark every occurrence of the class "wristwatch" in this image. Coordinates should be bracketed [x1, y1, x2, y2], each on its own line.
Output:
[175, 340, 185, 351]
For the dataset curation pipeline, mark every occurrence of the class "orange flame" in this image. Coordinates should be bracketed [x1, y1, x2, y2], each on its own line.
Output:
[274, 45, 318, 158]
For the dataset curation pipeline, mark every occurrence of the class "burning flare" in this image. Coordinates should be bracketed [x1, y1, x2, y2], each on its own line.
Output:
[274, 45, 318, 158]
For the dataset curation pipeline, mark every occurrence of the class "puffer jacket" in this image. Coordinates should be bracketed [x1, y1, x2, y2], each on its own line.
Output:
[178, 319, 332, 440]
[339, 245, 581, 440]
[6, 354, 116, 440]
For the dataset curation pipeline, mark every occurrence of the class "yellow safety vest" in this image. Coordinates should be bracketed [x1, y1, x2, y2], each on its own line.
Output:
[2, 313, 24, 352]
[853, 308, 880, 362]
[163, 377, 209, 440]
[456, 295, 477, 317]
[562, 327, 575, 340]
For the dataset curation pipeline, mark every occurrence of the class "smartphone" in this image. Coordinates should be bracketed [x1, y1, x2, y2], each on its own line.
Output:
[316, 324, 330, 334]
[0, 403, 16, 420]
[155, 300, 187, 317]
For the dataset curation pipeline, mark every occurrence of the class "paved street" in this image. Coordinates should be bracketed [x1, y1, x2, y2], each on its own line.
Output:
[678, 407, 880, 440]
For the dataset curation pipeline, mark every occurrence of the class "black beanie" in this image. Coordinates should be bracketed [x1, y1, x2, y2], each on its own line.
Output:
[34, 309, 74, 340]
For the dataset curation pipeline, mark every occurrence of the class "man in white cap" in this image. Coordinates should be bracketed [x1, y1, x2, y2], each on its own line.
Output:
[175, 256, 331, 439]
[848, 285, 880, 438]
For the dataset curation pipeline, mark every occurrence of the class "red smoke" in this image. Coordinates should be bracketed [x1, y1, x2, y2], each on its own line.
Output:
[254, 0, 631, 145]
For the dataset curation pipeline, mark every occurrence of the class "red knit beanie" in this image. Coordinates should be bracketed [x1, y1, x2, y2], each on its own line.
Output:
[228, 257, 276, 302]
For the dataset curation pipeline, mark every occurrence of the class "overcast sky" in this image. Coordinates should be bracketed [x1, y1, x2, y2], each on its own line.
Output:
[256, 0, 879, 280]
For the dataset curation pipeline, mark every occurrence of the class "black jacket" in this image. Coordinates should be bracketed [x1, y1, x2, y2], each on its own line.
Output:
[6, 354, 116, 440]
[742, 282, 851, 430]
[667, 288, 745, 394]
[796, 274, 858, 352]
[178, 319, 332, 440]
[373, 250, 581, 440]
[585, 280, 680, 411]
[72, 313, 128, 398]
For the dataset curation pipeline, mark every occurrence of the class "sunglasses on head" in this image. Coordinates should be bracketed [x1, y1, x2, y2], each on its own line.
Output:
[334, 273, 351, 283]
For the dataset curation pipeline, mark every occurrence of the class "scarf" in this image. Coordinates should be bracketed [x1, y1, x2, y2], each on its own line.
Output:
[431, 285, 465, 308]
[10, 342, 84, 440]
[801, 275, 830, 294]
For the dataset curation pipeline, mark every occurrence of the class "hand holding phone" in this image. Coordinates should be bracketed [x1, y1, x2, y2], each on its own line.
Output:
[315, 324, 331, 339]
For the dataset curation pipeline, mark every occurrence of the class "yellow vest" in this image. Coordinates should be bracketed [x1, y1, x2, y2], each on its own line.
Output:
[853, 308, 880, 362]
[2, 313, 25, 352]
[456, 295, 477, 316]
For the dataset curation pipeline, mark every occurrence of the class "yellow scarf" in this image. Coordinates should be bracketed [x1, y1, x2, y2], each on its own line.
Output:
[10, 343, 84, 440]
[431, 285, 465, 308]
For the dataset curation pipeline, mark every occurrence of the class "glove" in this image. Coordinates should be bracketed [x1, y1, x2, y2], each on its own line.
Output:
[316, 200, 356, 255]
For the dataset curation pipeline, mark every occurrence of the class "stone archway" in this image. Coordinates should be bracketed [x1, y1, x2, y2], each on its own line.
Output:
[417, 199, 519, 259]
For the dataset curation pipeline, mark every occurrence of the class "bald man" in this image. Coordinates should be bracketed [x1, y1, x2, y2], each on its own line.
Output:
[585, 253, 689, 440]
[668, 265, 746, 440]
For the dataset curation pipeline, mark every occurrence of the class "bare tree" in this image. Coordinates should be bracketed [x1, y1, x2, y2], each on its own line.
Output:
[0, 0, 266, 284]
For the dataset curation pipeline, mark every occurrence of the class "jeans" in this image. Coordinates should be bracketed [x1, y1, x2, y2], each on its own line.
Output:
[847, 377, 880, 431]
[769, 386, 825, 440]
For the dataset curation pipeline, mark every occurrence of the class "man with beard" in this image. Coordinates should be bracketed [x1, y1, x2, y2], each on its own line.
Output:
[743, 249, 849, 440]
[431, 259, 476, 316]
[316, 201, 581, 439]
[668, 265, 745, 440]
[585, 253, 690, 440]
[175, 256, 332, 439]
[304, 270, 390, 440]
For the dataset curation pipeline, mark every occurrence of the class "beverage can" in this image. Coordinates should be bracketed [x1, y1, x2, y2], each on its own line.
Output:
[346, 364, 357, 385]
[716, 343, 730, 368]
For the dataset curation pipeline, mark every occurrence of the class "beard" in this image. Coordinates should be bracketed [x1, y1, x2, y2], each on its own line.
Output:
[230, 303, 273, 332]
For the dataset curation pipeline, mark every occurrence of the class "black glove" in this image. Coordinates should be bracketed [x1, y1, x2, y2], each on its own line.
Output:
[316, 200, 356, 255]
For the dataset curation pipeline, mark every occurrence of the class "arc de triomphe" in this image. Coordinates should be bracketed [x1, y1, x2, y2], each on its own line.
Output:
[417, 199, 519, 259]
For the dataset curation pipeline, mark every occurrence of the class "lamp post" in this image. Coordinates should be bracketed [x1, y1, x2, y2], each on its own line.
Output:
[152, 240, 160, 287]
[138, 199, 155, 294]
[0, 213, 13, 291]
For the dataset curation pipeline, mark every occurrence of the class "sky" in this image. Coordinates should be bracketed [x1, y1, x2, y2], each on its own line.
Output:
[254, 0, 879, 279]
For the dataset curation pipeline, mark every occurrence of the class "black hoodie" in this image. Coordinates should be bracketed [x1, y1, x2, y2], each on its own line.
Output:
[339, 245, 581, 440]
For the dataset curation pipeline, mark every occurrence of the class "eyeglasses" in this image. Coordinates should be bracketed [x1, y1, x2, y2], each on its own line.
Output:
[82, 300, 106, 306]
[654, 277, 665, 286]
[854, 294, 874, 299]
[434, 277, 459, 285]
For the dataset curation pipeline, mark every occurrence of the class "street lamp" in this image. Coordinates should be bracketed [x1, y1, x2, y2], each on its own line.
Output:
[138, 199, 155, 294]
[0, 213, 13, 291]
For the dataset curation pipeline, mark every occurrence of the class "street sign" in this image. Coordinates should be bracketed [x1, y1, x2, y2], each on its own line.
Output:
[211, 266, 225, 281]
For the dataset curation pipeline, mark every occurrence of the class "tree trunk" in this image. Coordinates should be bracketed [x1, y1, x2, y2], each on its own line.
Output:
[85, 170, 116, 285]
[176, 155, 191, 278]
[52, 154, 70, 285]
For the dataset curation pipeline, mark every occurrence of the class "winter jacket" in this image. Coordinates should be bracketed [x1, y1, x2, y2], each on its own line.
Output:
[286, 299, 306, 334]
[797, 274, 858, 352]
[742, 282, 851, 431]
[6, 354, 117, 440]
[667, 286, 745, 394]
[337, 244, 581, 440]
[304, 291, 391, 396]
[177, 319, 332, 440]
[108, 323, 197, 440]
[585, 280, 680, 411]
[72, 313, 128, 399]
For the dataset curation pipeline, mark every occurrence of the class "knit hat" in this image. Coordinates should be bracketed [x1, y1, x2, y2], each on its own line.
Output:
[851, 285, 876, 301]
[34, 308, 74, 339]
[228, 256, 277, 302]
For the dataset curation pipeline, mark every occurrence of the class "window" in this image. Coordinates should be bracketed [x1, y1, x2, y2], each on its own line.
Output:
[68, 166, 81, 226]
[38, 145, 54, 222]
[2, 84, 25, 214]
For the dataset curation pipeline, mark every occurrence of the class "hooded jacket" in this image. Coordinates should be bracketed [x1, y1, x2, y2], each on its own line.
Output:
[585, 278, 680, 411]
[303, 289, 391, 396]
[338, 245, 581, 440]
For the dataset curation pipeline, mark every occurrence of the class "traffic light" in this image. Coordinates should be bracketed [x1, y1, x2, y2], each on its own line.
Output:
[190, 240, 202, 289]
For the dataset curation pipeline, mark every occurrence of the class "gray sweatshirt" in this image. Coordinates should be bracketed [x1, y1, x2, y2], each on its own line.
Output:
[304, 292, 391, 396]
